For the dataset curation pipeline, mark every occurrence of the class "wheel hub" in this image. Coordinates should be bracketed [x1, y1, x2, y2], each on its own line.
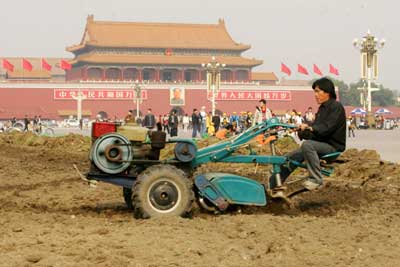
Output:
[149, 181, 179, 211]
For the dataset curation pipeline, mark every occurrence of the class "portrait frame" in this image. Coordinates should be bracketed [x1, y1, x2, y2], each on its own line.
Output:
[169, 87, 185, 106]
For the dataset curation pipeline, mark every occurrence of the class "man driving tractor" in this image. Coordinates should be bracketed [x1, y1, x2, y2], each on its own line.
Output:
[271, 77, 346, 191]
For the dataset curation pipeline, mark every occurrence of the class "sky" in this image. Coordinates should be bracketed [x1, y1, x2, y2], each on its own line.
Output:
[1, 0, 398, 90]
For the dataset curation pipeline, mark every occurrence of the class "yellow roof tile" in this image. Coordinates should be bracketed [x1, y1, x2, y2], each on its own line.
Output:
[67, 16, 250, 51]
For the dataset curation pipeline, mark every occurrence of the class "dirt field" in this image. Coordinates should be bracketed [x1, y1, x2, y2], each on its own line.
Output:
[1, 133, 400, 267]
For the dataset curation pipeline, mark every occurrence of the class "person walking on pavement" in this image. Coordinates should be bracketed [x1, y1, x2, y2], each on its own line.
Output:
[253, 99, 272, 126]
[23, 115, 30, 132]
[191, 108, 201, 138]
[212, 113, 221, 133]
[182, 114, 190, 131]
[124, 110, 135, 124]
[199, 106, 207, 137]
[168, 110, 179, 137]
[143, 108, 156, 129]
[347, 116, 356, 138]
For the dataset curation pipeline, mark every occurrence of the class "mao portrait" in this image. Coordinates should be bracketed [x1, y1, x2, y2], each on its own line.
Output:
[170, 87, 185, 106]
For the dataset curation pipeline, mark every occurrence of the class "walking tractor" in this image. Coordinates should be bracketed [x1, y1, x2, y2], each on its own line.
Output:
[78, 118, 341, 218]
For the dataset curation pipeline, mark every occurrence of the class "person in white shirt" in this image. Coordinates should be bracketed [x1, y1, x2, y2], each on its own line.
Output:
[252, 99, 272, 126]
[182, 114, 190, 130]
[295, 112, 303, 125]
[199, 106, 207, 136]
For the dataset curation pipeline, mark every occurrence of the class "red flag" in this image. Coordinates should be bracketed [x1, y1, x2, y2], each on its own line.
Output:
[2, 59, 14, 72]
[22, 58, 33, 71]
[280, 63, 291, 76]
[60, 59, 72, 70]
[41, 58, 52, 71]
[329, 64, 339, 75]
[297, 64, 309, 75]
[313, 64, 323, 76]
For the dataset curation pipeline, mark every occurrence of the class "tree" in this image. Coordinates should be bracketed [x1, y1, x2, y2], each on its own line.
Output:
[373, 85, 396, 106]
[308, 77, 396, 106]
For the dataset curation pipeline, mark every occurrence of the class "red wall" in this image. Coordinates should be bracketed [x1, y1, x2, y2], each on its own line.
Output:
[0, 86, 319, 119]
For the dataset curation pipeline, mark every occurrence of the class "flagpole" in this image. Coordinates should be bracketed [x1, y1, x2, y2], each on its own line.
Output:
[22, 59, 25, 83]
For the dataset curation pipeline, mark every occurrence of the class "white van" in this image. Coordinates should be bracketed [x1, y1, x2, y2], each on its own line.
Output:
[64, 119, 80, 128]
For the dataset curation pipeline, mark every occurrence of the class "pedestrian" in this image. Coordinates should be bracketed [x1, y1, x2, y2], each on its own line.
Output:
[32, 115, 39, 133]
[143, 108, 156, 129]
[206, 112, 215, 136]
[124, 110, 135, 124]
[182, 114, 190, 131]
[191, 108, 201, 138]
[23, 115, 30, 132]
[156, 116, 163, 131]
[212, 113, 221, 133]
[252, 99, 272, 126]
[38, 115, 42, 133]
[169, 110, 179, 137]
[230, 112, 239, 134]
[304, 107, 315, 125]
[199, 106, 207, 136]
[347, 116, 356, 138]
[162, 114, 170, 134]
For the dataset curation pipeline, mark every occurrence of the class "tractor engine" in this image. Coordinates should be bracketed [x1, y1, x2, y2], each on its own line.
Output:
[89, 122, 166, 175]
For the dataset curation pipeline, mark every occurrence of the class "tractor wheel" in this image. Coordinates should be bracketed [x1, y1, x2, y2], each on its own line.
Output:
[132, 165, 193, 219]
[123, 187, 133, 210]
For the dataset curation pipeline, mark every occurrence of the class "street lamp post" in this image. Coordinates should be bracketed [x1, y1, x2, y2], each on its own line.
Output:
[202, 56, 225, 116]
[133, 80, 142, 120]
[353, 30, 385, 124]
[72, 81, 87, 126]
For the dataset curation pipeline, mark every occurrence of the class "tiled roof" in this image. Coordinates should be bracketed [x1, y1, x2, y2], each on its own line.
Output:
[69, 53, 263, 67]
[67, 15, 251, 52]
[252, 72, 278, 81]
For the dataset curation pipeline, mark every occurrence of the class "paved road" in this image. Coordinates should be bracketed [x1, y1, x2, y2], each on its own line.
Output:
[346, 127, 400, 163]
[53, 126, 400, 163]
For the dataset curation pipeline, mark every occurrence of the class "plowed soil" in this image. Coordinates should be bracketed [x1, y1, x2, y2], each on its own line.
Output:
[1, 133, 400, 267]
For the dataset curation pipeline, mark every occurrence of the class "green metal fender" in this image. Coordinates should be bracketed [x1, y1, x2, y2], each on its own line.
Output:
[195, 173, 267, 206]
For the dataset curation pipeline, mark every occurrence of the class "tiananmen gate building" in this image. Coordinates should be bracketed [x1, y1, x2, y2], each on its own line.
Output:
[0, 15, 320, 120]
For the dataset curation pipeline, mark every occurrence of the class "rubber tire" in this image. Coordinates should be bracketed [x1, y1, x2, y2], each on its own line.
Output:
[133, 165, 193, 219]
[123, 187, 133, 210]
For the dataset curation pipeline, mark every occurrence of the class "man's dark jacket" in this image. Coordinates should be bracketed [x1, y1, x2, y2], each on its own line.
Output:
[300, 98, 346, 152]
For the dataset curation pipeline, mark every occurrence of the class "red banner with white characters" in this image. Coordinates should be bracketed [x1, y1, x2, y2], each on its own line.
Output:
[207, 91, 291, 101]
[53, 89, 148, 100]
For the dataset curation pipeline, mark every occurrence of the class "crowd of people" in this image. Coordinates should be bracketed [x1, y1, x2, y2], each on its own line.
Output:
[0, 115, 45, 134]
[122, 102, 399, 141]
[124, 100, 321, 140]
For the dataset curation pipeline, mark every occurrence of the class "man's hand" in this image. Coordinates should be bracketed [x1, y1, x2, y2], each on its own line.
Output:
[297, 125, 314, 140]
[299, 123, 312, 131]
